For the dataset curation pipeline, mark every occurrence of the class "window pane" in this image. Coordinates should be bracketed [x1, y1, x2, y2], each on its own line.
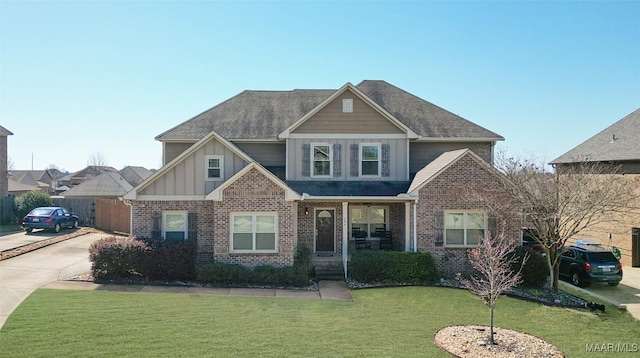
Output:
[445, 213, 464, 229]
[233, 216, 253, 233]
[208, 168, 220, 178]
[361, 161, 378, 175]
[468, 213, 485, 230]
[467, 229, 484, 245]
[313, 146, 329, 160]
[351, 208, 366, 224]
[166, 213, 186, 231]
[370, 208, 385, 223]
[256, 233, 276, 250]
[314, 161, 330, 176]
[233, 233, 253, 250]
[166, 231, 185, 241]
[208, 158, 220, 168]
[446, 229, 464, 245]
[256, 215, 275, 233]
[361, 146, 378, 160]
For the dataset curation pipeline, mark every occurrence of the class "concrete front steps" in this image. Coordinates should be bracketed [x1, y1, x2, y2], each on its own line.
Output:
[313, 254, 345, 281]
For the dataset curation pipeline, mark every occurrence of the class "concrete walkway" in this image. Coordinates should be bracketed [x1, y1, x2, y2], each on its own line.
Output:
[42, 279, 353, 302]
[560, 266, 640, 320]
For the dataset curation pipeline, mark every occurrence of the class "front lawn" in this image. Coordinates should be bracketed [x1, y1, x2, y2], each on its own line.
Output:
[0, 286, 637, 357]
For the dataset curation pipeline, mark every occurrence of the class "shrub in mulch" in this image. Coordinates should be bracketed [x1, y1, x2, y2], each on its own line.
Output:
[348, 250, 438, 285]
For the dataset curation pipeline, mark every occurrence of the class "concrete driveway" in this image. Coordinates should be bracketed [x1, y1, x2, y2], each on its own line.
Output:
[560, 266, 640, 320]
[0, 232, 106, 328]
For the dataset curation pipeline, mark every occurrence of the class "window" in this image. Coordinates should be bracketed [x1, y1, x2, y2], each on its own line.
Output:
[342, 99, 353, 113]
[311, 143, 332, 177]
[360, 143, 381, 177]
[163, 211, 188, 240]
[231, 213, 277, 252]
[350, 206, 388, 238]
[444, 211, 486, 246]
[205, 155, 223, 180]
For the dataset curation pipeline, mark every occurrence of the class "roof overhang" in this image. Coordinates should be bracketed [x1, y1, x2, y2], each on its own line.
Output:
[414, 137, 505, 142]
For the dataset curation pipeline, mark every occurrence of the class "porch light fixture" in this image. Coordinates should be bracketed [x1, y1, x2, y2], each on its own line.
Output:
[305, 207, 309, 216]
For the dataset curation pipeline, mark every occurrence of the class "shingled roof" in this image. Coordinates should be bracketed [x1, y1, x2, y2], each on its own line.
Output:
[156, 80, 503, 142]
[551, 108, 640, 164]
[0, 125, 13, 136]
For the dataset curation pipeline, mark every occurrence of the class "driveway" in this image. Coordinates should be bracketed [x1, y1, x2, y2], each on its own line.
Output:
[0, 229, 68, 251]
[0, 232, 106, 328]
[561, 266, 640, 320]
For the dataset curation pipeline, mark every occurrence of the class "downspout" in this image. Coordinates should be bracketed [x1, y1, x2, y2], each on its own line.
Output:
[123, 199, 133, 236]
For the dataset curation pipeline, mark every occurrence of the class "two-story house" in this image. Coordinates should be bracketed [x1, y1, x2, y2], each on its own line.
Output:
[124, 81, 520, 277]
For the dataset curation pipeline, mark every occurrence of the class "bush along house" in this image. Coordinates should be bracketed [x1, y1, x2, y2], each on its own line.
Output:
[124, 81, 521, 278]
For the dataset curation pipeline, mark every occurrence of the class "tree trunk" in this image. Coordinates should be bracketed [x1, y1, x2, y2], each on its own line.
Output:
[552, 262, 560, 293]
[489, 304, 495, 345]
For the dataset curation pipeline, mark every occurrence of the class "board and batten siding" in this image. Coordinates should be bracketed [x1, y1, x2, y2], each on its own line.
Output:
[141, 138, 248, 196]
[287, 138, 408, 181]
[409, 142, 493, 176]
[164, 142, 196, 165]
[292, 89, 404, 135]
[234, 142, 286, 167]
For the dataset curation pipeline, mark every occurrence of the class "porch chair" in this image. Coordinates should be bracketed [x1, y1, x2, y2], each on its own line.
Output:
[379, 230, 393, 250]
[353, 230, 369, 250]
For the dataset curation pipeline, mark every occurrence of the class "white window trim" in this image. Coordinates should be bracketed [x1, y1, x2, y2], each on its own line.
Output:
[163, 211, 188, 241]
[359, 143, 381, 178]
[205, 155, 224, 181]
[443, 210, 487, 247]
[342, 98, 353, 113]
[310, 142, 333, 178]
[230, 212, 278, 253]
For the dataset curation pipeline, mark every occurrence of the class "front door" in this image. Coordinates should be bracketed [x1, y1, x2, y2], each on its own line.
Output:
[315, 209, 335, 252]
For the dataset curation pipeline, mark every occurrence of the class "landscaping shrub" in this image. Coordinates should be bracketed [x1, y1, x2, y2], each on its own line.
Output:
[511, 246, 549, 288]
[349, 251, 438, 284]
[144, 240, 197, 281]
[196, 263, 249, 285]
[197, 246, 313, 287]
[14, 191, 53, 220]
[89, 236, 149, 280]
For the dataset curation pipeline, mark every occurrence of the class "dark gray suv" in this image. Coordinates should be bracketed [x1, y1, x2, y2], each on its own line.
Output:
[559, 243, 623, 287]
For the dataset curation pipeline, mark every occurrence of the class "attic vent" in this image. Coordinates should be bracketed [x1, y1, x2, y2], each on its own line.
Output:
[342, 99, 353, 113]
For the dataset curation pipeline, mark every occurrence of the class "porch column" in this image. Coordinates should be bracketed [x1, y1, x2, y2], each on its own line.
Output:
[404, 202, 411, 252]
[342, 201, 348, 278]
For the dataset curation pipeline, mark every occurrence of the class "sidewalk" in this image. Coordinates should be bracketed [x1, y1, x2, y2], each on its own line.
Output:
[42, 279, 353, 301]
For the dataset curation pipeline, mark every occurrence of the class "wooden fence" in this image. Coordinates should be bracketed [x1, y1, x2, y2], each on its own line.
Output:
[95, 198, 130, 234]
[52, 197, 95, 226]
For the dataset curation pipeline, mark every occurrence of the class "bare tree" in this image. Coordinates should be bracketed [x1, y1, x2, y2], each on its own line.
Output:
[87, 152, 108, 168]
[7, 157, 14, 171]
[457, 232, 526, 345]
[497, 154, 640, 292]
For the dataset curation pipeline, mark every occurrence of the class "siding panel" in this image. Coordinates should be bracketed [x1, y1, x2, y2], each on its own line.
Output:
[409, 142, 493, 176]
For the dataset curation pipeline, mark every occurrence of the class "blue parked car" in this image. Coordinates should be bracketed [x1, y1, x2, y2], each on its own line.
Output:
[22, 206, 80, 234]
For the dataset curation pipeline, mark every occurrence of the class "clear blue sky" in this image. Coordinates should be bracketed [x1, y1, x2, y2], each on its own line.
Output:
[1, 1, 639, 172]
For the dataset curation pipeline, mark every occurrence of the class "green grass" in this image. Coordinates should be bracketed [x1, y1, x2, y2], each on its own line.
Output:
[0, 286, 638, 357]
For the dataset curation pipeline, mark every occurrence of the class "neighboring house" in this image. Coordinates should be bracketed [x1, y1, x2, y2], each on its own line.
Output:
[124, 81, 520, 277]
[7, 178, 41, 196]
[8, 170, 51, 193]
[0, 126, 13, 199]
[551, 108, 640, 267]
[66, 166, 118, 188]
[62, 166, 153, 198]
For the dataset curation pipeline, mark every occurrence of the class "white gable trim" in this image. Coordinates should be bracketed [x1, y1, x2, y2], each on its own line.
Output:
[124, 131, 254, 200]
[205, 162, 301, 202]
[278, 83, 419, 139]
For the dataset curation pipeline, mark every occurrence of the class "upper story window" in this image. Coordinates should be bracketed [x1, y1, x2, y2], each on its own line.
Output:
[342, 99, 353, 113]
[231, 213, 278, 253]
[163, 211, 188, 241]
[205, 155, 224, 181]
[311, 143, 332, 177]
[444, 211, 486, 247]
[359, 143, 381, 177]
